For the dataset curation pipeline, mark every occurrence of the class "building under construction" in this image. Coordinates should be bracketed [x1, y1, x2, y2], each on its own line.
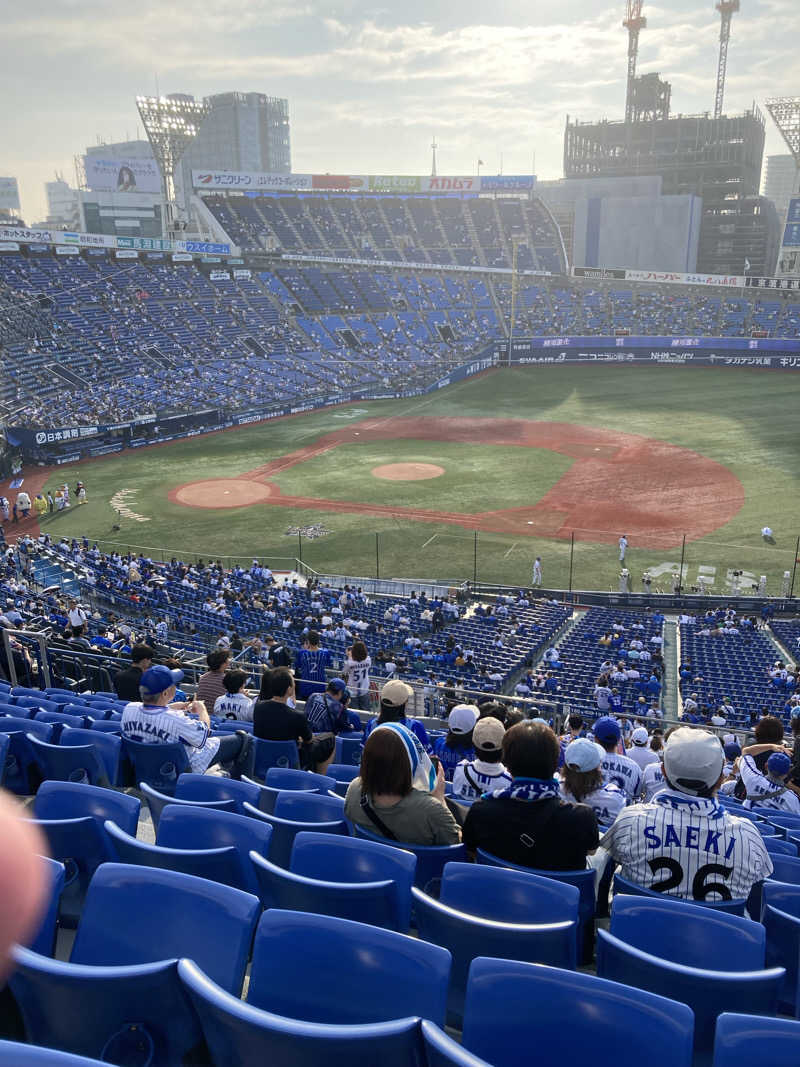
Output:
[562, 2, 781, 276]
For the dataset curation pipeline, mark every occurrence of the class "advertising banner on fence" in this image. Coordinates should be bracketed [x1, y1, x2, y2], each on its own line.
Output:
[623, 268, 744, 287]
[497, 335, 800, 368]
[193, 170, 313, 191]
[192, 170, 536, 195]
[0, 177, 20, 212]
[209, 270, 230, 280]
[84, 156, 161, 194]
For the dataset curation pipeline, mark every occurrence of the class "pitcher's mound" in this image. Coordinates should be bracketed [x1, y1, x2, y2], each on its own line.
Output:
[173, 479, 274, 509]
[372, 463, 445, 481]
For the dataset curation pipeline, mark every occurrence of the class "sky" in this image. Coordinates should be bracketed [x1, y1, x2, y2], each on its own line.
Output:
[0, 0, 796, 223]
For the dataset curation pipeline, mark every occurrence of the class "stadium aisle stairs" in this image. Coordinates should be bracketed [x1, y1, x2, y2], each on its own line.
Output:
[661, 618, 680, 720]
[764, 625, 798, 673]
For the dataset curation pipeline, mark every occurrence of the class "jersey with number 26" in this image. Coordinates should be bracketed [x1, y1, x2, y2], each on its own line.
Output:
[600, 788, 772, 901]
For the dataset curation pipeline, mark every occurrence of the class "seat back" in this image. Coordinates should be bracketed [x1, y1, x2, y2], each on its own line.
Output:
[596, 929, 783, 1061]
[252, 738, 299, 778]
[612, 874, 748, 915]
[243, 803, 349, 869]
[158, 804, 273, 894]
[27, 735, 109, 788]
[762, 904, 800, 1014]
[334, 735, 363, 765]
[33, 780, 140, 835]
[71, 862, 260, 995]
[440, 862, 580, 925]
[461, 957, 694, 1067]
[139, 781, 236, 830]
[35, 711, 88, 730]
[122, 737, 191, 794]
[174, 772, 262, 813]
[354, 825, 468, 891]
[273, 791, 345, 823]
[178, 958, 425, 1067]
[763, 837, 797, 857]
[59, 729, 122, 786]
[0, 732, 9, 787]
[27, 856, 66, 957]
[0, 1035, 123, 1064]
[248, 909, 451, 1026]
[266, 767, 333, 792]
[421, 1020, 492, 1066]
[712, 1011, 800, 1067]
[15, 696, 62, 715]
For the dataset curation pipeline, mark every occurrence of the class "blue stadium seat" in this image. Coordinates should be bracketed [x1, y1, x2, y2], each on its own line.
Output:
[763, 837, 797, 856]
[711, 1012, 800, 1067]
[354, 825, 468, 891]
[762, 903, 800, 1014]
[139, 780, 236, 829]
[122, 737, 191, 794]
[252, 738, 300, 777]
[58, 729, 123, 786]
[0, 731, 9, 787]
[27, 735, 111, 788]
[265, 766, 335, 792]
[34, 711, 89, 732]
[0, 1042, 108, 1065]
[613, 874, 748, 915]
[420, 1020, 491, 1066]
[243, 802, 349, 868]
[439, 862, 581, 926]
[247, 909, 451, 1026]
[460, 958, 694, 1067]
[178, 957, 425, 1067]
[0, 718, 55, 794]
[158, 804, 272, 893]
[413, 879, 577, 1025]
[15, 697, 63, 715]
[10, 864, 261, 1063]
[174, 771, 262, 813]
[273, 790, 345, 822]
[27, 857, 65, 958]
[334, 735, 363, 765]
[596, 929, 783, 1063]
[88, 720, 121, 733]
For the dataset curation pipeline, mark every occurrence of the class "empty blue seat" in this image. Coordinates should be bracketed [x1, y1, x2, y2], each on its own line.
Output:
[613, 874, 747, 915]
[762, 902, 800, 1014]
[15, 696, 63, 715]
[334, 735, 363, 765]
[763, 836, 797, 856]
[158, 804, 273, 892]
[247, 909, 451, 1026]
[174, 771, 262, 813]
[122, 738, 191, 794]
[461, 958, 694, 1067]
[266, 767, 334, 792]
[354, 825, 468, 891]
[244, 802, 349, 868]
[325, 763, 360, 784]
[596, 929, 783, 1063]
[0, 731, 8, 787]
[27, 735, 111, 788]
[33, 780, 140, 834]
[87, 720, 121, 733]
[0, 1040, 108, 1065]
[12, 687, 49, 701]
[10, 864, 260, 1063]
[0, 718, 55, 794]
[59, 729, 123, 786]
[139, 781, 236, 829]
[712, 1012, 800, 1067]
[178, 957, 425, 1067]
[440, 862, 581, 926]
[34, 711, 88, 731]
[273, 790, 345, 822]
[27, 857, 65, 958]
[252, 738, 299, 777]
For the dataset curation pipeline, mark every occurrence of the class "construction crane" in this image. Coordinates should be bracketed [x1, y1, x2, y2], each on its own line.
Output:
[623, 0, 647, 123]
[714, 0, 740, 120]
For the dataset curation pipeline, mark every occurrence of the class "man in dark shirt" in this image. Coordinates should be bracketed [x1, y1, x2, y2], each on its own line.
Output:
[253, 667, 334, 772]
[463, 720, 598, 871]
[113, 644, 154, 702]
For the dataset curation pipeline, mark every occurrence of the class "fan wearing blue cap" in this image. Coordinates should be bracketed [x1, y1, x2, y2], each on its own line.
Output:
[739, 746, 800, 813]
[304, 678, 355, 738]
[593, 716, 643, 801]
[120, 663, 254, 778]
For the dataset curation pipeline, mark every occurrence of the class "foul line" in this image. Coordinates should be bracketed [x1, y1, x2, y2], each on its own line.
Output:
[503, 542, 518, 559]
[421, 533, 439, 549]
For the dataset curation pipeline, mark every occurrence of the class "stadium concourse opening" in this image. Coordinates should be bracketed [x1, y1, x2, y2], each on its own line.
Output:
[169, 416, 744, 549]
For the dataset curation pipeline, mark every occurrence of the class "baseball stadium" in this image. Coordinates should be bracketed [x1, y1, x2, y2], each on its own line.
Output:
[1, 0, 800, 1064]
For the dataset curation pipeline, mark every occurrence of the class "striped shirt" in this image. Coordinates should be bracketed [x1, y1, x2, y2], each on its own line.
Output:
[122, 701, 220, 773]
[601, 752, 643, 801]
[740, 755, 800, 813]
[600, 789, 773, 900]
[641, 762, 666, 801]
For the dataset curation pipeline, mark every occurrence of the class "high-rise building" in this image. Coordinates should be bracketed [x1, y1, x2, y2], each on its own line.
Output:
[177, 92, 291, 202]
[763, 154, 799, 223]
[564, 110, 780, 276]
[44, 178, 81, 230]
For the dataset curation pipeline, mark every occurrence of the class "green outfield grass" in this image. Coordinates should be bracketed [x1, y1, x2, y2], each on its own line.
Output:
[37, 365, 800, 595]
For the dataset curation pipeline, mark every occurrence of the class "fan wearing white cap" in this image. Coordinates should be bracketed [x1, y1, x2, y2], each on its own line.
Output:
[432, 704, 479, 780]
[627, 727, 660, 773]
[560, 739, 626, 825]
[452, 716, 512, 800]
[600, 727, 772, 901]
[363, 679, 431, 751]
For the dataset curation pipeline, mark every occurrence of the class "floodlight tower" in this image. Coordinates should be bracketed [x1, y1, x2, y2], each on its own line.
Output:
[136, 93, 209, 237]
[765, 97, 800, 173]
[623, 0, 647, 124]
[714, 0, 740, 120]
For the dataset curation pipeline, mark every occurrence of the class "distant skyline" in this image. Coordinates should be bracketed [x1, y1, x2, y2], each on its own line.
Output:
[0, 0, 795, 223]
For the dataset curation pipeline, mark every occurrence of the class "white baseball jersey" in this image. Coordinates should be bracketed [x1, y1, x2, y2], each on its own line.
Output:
[600, 789, 773, 901]
[739, 755, 800, 813]
[561, 782, 626, 826]
[629, 746, 660, 773]
[122, 701, 220, 773]
[344, 656, 371, 695]
[452, 758, 512, 800]
[213, 692, 254, 722]
[641, 762, 666, 801]
[601, 752, 643, 800]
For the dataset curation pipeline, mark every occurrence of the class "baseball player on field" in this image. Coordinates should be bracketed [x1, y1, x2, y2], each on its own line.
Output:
[532, 557, 543, 587]
[600, 727, 773, 901]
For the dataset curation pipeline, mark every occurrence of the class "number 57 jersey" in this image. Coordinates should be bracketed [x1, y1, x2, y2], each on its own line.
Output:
[600, 789, 773, 902]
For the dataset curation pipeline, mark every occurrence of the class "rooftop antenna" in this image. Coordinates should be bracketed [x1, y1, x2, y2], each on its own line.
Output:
[431, 135, 438, 177]
[623, 1, 647, 123]
[714, 1, 740, 120]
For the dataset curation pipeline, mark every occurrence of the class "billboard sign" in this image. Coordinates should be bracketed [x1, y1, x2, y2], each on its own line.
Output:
[193, 170, 312, 191]
[84, 156, 161, 194]
[480, 175, 536, 192]
[0, 177, 20, 211]
[192, 171, 537, 195]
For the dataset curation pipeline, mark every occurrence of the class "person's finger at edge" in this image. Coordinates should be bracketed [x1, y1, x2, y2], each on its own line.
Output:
[0, 790, 49, 980]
